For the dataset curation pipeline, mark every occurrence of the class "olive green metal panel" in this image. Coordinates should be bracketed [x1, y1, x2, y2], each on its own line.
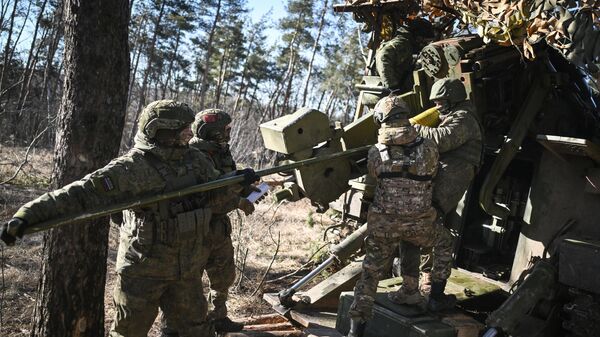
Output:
[336, 292, 456, 337]
[341, 111, 377, 150]
[296, 139, 352, 207]
[260, 107, 333, 154]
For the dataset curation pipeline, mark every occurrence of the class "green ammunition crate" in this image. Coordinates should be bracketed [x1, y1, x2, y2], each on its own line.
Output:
[336, 292, 456, 337]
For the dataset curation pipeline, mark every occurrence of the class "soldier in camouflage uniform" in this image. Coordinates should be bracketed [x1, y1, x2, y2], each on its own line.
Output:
[401, 78, 483, 297]
[376, 18, 433, 93]
[346, 95, 455, 337]
[160, 109, 250, 336]
[1, 100, 259, 337]
[363, 18, 434, 107]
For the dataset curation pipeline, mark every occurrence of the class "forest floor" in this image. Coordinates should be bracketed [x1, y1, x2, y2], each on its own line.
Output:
[0, 145, 342, 336]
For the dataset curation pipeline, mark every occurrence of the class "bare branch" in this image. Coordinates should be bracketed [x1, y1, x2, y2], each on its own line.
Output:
[0, 121, 53, 185]
[251, 231, 280, 297]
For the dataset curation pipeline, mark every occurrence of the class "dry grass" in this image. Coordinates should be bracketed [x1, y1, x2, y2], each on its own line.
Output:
[0, 144, 337, 336]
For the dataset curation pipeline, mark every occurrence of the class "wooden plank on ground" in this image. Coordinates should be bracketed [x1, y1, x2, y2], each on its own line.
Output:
[289, 310, 338, 329]
[303, 327, 344, 337]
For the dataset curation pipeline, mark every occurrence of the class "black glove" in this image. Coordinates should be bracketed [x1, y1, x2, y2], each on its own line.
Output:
[238, 168, 259, 186]
[1, 218, 27, 246]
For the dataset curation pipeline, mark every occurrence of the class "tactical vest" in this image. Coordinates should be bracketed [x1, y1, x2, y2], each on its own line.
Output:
[211, 147, 236, 174]
[371, 137, 437, 215]
[122, 150, 211, 246]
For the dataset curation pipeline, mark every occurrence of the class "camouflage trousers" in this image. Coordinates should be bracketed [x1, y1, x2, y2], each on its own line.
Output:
[160, 215, 236, 335]
[349, 210, 453, 322]
[205, 215, 236, 319]
[401, 159, 475, 276]
[109, 274, 213, 337]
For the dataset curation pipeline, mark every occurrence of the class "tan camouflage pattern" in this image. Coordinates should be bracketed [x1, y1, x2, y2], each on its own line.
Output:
[367, 137, 438, 217]
[349, 211, 453, 321]
[375, 29, 415, 92]
[349, 133, 452, 322]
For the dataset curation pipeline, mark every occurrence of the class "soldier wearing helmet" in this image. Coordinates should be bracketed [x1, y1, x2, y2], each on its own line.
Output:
[160, 108, 249, 336]
[1, 100, 259, 337]
[401, 78, 483, 305]
[346, 95, 454, 337]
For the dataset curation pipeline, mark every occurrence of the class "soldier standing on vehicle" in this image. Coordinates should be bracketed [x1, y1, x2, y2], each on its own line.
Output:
[362, 17, 435, 107]
[402, 78, 483, 297]
[346, 95, 455, 337]
[1, 100, 259, 337]
[160, 108, 251, 336]
[376, 17, 434, 93]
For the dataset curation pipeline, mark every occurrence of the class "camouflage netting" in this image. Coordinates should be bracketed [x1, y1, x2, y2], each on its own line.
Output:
[346, 0, 600, 66]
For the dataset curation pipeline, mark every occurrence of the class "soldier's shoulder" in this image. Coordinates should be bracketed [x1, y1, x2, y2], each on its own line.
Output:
[87, 150, 157, 194]
[188, 146, 213, 162]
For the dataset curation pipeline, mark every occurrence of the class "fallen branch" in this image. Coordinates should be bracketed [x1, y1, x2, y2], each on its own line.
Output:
[235, 247, 249, 291]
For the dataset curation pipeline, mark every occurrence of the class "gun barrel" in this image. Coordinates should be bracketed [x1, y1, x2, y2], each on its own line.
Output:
[24, 145, 371, 235]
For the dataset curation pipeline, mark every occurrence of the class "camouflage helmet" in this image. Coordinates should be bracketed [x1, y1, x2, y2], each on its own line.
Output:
[429, 78, 467, 104]
[191, 108, 232, 141]
[373, 95, 411, 126]
[138, 100, 195, 139]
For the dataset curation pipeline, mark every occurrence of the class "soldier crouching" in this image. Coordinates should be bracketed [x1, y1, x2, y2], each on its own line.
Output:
[346, 95, 455, 337]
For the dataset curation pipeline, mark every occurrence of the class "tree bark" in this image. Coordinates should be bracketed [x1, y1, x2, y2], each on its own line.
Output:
[30, 0, 130, 336]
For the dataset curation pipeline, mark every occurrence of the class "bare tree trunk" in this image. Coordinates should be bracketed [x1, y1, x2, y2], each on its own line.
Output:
[198, 0, 222, 109]
[162, 28, 181, 98]
[282, 52, 298, 113]
[214, 47, 230, 108]
[134, 0, 166, 122]
[0, 0, 20, 97]
[30, 0, 129, 336]
[17, 0, 49, 109]
[316, 90, 326, 110]
[126, 13, 148, 108]
[301, 0, 328, 107]
[40, 3, 64, 102]
[0, 0, 12, 33]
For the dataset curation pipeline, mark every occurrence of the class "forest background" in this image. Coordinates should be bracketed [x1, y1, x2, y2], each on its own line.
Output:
[0, 0, 365, 168]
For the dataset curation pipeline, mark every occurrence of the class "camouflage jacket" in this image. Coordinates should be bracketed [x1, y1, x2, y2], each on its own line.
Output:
[375, 29, 415, 92]
[368, 133, 439, 218]
[415, 101, 483, 168]
[189, 137, 236, 174]
[14, 137, 240, 280]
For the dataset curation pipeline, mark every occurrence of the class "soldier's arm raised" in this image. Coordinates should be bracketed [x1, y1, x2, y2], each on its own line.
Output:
[415, 111, 477, 153]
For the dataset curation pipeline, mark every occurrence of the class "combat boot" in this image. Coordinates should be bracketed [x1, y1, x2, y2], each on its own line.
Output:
[346, 318, 366, 337]
[214, 316, 244, 333]
[427, 280, 456, 312]
[387, 276, 423, 305]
